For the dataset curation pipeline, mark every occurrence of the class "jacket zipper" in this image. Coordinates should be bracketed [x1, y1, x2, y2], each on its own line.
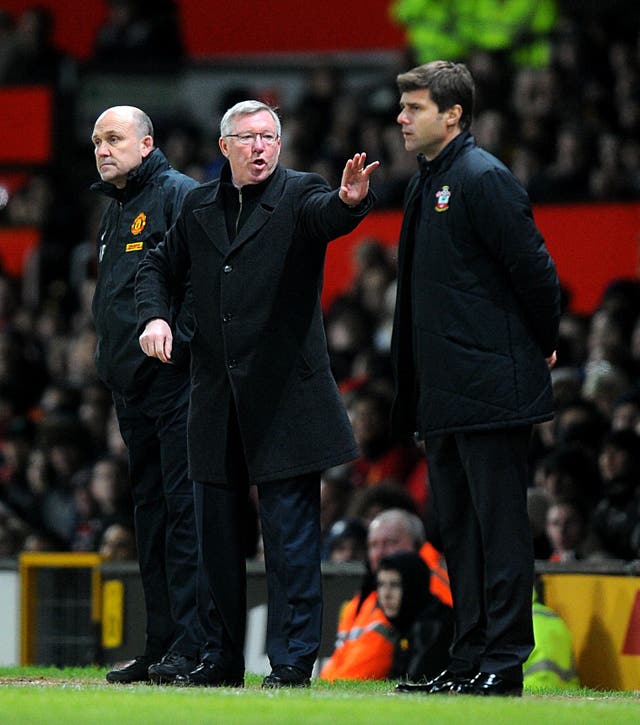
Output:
[235, 188, 243, 237]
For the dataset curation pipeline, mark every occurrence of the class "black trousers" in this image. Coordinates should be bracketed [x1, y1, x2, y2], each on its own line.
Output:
[115, 369, 203, 659]
[194, 409, 323, 676]
[425, 426, 535, 683]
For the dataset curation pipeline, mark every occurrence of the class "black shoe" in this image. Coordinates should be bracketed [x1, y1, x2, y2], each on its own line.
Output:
[395, 669, 472, 694]
[106, 655, 154, 684]
[174, 661, 244, 687]
[148, 652, 198, 684]
[452, 672, 523, 697]
[262, 665, 311, 688]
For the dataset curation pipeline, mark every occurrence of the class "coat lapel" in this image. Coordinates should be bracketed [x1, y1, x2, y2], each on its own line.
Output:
[193, 192, 230, 256]
[229, 166, 286, 253]
[191, 167, 287, 257]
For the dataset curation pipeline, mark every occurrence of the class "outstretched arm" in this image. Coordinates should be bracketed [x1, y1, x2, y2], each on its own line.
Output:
[338, 152, 380, 207]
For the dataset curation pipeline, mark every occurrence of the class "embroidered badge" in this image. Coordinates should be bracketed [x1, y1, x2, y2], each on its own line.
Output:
[435, 185, 451, 212]
[130, 212, 147, 235]
[126, 242, 144, 252]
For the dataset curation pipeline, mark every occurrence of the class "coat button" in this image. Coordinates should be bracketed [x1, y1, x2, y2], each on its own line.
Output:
[223, 313, 232, 322]
[223, 264, 233, 273]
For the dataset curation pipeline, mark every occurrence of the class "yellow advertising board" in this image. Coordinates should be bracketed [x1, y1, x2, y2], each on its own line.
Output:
[542, 573, 640, 691]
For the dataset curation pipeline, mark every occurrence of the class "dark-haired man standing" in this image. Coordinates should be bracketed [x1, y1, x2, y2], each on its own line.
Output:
[391, 62, 561, 697]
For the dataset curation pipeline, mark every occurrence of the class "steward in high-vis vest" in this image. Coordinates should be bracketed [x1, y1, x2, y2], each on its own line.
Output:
[391, 0, 557, 67]
[523, 590, 580, 691]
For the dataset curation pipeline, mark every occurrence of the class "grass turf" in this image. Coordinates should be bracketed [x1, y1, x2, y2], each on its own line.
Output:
[0, 667, 638, 724]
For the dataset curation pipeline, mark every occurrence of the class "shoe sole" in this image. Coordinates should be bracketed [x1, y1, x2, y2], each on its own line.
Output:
[176, 679, 244, 687]
[105, 675, 151, 684]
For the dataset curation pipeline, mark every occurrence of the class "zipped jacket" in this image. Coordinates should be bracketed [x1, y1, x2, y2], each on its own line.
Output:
[91, 148, 198, 397]
[391, 132, 561, 438]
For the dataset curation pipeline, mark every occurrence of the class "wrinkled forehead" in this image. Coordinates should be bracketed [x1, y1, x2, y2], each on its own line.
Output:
[92, 109, 136, 138]
[230, 110, 278, 132]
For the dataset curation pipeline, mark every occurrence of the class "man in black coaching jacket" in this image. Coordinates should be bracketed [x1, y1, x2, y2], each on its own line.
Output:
[91, 105, 205, 684]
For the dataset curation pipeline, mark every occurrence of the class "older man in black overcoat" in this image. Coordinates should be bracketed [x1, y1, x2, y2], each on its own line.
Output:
[135, 100, 378, 688]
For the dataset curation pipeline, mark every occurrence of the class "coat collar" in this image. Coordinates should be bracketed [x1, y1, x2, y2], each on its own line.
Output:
[193, 162, 286, 256]
[405, 131, 474, 209]
[90, 148, 170, 201]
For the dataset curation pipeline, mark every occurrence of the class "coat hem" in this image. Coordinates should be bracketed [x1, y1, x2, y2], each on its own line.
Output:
[418, 413, 553, 440]
[190, 447, 360, 485]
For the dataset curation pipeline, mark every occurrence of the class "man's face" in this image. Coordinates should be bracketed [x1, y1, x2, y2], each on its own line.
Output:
[367, 519, 414, 572]
[218, 110, 281, 187]
[397, 89, 450, 160]
[92, 108, 152, 188]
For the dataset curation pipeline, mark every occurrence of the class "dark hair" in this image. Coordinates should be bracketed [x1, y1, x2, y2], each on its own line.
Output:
[397, 60, 474, 131]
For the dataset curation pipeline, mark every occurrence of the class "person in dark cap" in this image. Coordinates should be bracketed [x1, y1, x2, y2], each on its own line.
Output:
[324, 518, 368, 563]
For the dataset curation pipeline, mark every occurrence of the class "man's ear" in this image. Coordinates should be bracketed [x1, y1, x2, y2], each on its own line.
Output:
[140, 135, 154, 158]
[447, 105, 463, 128]
[219, 137, 230, 158]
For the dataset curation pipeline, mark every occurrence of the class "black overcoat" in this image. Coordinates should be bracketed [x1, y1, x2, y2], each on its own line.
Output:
[391, 132, 561, 439]
[136, 163, 374, 483]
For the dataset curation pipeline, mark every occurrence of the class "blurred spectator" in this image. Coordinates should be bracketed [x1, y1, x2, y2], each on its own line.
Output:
[90, 0, 183, 72]
[346, 386, 420, 497]
[99, 522, 137, 560]
[534, 442, 602, 507]
[545, 498, 599, 562]
[610, 390, 640, 433]
[1, 5, 76, 87]
[346, 481, 419, 527]
[592, 429, 640, 559]
[323, 518, 368, 564]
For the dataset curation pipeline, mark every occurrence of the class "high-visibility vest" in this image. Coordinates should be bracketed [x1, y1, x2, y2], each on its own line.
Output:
[391, 0, 557, 67]
[419, 541, 453, 607]
[319, 592, 396, 680]
[524, 600, 581, 690]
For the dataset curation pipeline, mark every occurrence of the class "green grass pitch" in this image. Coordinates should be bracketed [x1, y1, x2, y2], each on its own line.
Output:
[0, 667, 638, 724]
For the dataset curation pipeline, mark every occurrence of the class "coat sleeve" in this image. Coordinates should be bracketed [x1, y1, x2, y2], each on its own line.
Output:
[296, 173, 376, 243]
[467, 167, 561, 356]
[135, 203, 192, 331]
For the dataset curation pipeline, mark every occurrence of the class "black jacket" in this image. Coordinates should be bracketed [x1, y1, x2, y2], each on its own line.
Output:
[391, 132, 561, 438]
[136, 162, 374, 483]
[91, 148, 198, 398]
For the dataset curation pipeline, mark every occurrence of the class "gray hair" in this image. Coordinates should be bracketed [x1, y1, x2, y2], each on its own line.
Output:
[133, 108, 154, 138]
[220, 100, 281, 138]
[369, 508, 426, 549]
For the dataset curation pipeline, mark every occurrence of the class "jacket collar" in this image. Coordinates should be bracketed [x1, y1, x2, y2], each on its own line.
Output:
[416, 130, 474, 177]
[90, 148, 170, 201]
[214, 160, 278, 201]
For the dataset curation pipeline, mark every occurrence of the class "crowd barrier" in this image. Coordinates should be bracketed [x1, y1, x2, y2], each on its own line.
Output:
[1, 555, 639, 690]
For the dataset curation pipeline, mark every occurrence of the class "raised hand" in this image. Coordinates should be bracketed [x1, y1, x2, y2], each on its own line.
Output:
[338, 152, 380, 207]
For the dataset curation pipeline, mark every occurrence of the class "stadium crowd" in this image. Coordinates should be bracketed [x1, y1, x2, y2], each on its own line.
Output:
[1, 2, 640, 570]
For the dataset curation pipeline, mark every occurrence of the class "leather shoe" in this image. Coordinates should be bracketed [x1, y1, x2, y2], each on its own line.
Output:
[395, 669, 472, 694]
[174, 661, 244, 687]
[262, 665, 311, 688]
[452, 672, 523, 697]
[106, 655, 154, 684]
[148, 652, 198, 684]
